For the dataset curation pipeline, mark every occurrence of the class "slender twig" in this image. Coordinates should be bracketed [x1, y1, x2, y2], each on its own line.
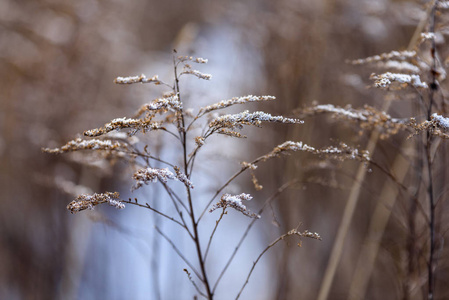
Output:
[155, 226, 202, 281]
[348, 146, 410, 300]
[197, 155, 266, 223]
[173, 53, 214, 299]
[183, 268, 208, 299]
[120, 145, 176, 168]
[123, 199, 188, 231]
[203, 207, 227, 261]
[235, 227, 320, 300]
[235, 235, 286, 300]
[160, 127, 182, 141]
[140, 151, 191, 217]
[212, 180, 298, 293]
[427, 3, 437, 299]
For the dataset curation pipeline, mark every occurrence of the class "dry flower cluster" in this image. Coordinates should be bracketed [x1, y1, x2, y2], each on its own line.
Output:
[66, 192, 124, 214]
[303, 3, 449, 300]
[300, 104, 409, 139]
[209, 193, 260, 219]
[43, 53, 372, 299]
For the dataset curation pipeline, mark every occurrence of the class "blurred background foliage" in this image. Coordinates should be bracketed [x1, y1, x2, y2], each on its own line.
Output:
[0, 0, 441, 299]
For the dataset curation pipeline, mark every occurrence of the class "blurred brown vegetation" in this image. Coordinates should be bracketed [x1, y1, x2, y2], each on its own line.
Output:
[1, 0, 446, 299]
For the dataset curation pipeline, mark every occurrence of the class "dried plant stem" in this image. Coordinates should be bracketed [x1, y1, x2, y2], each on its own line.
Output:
[348, 145, 409, 300]
[317, 8, 432, 297]
[123, 199, 188, 231]
[203, 207, 227, 261]
[155, 226, 202, 281]
[212, 180, 298, 293]
[235, 235, 286, 300]
[184, 268, 208, 299]
[426, 132, 436, 300]
[174, 58, 213, 300]
[407, 0, 436, 50]
[187, 185, 213, 299]
[235, 225, 318, 300]
[45, 52, 321, 299]
[197, 155, 268, 223]
[427, 4, 437, 299]
[317, 111, 383, 300]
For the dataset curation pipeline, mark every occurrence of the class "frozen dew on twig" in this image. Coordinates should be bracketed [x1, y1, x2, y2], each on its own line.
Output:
[181, 68, 212, 80]
[195, 136, 205, 147]
[241, 161, 258, 170]
[66, 191, 124, 214]
[177, 55, 209, 64]
[135, 94, 182, 117]
[300, 104, 408, 139]
[431, 114, 449, 130]
[114, 74, 161, 85]
[133, 167, 176, 190]
[177, 55, 212, 80]
[198, 95, 276, 116]
[174, 166, 194, 189]
[42, 138, 124, 154]
[210, 193, 260, 219]
[437, 1, 449, 9]
[421, 32, 436, 41]
[132, 167, 194, 190]
[84, 117, 164, 137]
[409, 113, 449, 139]
[264, 141, 370, 163]
[287, 228, 322, 241]
[348, 50, 417, 65]
[370, 72, 428, 89]
[209, 110, 303, 133]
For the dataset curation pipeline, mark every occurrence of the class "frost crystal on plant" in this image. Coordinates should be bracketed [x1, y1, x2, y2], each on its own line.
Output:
[209, 110, 303, 132]
[42, 138, 123, 154]
[66, 192, 124, 214]
[410, 113, 449, 139]
[265, 141, 370, 162]
[133, 167, 176, 190]
[132, 167, 194, 190]
[210, 193, 260, 219]
[84, 117, 163, 137]
[177, 56, 209, 64]
[431, 113, 449, 131]
[300, 104, 408, 139]
[181, 69, 212, 80]
[199, 95, 276, 115]
[136, 94, 182, 114]
[370, 72, 428, 89]
[174, 166, 194, 189]
[349, 50, 417, 65]
[114, 74, 161, 85]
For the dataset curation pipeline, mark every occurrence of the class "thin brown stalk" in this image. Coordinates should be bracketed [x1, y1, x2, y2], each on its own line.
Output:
[235, 235, 286, 300]
[212, 180, 298, 293]
[235, 226, 320, 300]
[203, 207, 227, 261]
[197, 155, 268, 223]
[123, 199, 190, 234]
[155, 226, 202, 281]
[348, 146, 410, 300]
[317, 8, 431, 298]
[317, 107, 384, 300]
[174, 54, 214, 299]
[426, 3, 437, 298]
